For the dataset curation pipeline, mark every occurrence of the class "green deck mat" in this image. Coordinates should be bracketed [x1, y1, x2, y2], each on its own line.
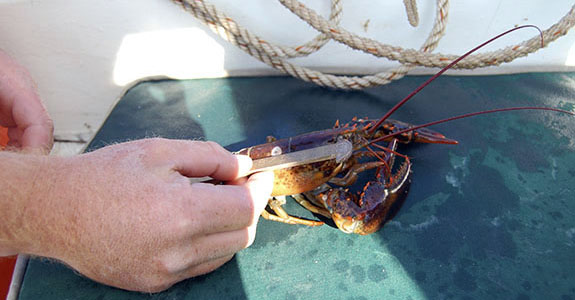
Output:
[18, 74, 575, 299]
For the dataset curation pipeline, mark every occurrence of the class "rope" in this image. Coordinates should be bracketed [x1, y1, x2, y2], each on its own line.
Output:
[171, 0, 575, 90]
[403, 0, 419, 27]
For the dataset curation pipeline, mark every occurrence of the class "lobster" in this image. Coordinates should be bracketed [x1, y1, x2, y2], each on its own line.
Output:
[236, 25, 573, 235]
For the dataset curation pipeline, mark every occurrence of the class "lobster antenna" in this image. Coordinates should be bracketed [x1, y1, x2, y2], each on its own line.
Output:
[368, 24, 544, 137]
[368, 106, 574, 145]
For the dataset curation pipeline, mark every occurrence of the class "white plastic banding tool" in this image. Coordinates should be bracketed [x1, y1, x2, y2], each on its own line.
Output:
[191, 139, 353, 183]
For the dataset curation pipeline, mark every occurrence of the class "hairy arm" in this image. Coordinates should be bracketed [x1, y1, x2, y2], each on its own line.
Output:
[0, 151, 51, 256]
[0, 139, 274, 292]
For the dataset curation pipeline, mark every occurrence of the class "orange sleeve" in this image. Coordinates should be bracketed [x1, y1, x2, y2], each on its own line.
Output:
[0, 127, 9, 148]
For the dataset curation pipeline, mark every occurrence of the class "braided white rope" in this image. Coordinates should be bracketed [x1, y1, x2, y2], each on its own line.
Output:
[403, 0, 419, 27]
[171, 0, 575, 90]
[172, 0, 343, 59]
[173, 0, 447, 89]
[281, 0, 575, 68]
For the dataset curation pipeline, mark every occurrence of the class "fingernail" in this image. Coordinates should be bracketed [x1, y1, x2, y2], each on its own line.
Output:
[234, 154, 253, 177]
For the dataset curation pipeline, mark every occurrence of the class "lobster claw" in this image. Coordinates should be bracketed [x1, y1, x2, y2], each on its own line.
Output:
[318, 140, 412, 235]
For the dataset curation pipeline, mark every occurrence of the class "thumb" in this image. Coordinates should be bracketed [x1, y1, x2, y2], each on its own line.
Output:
[22, 123, 54, 154]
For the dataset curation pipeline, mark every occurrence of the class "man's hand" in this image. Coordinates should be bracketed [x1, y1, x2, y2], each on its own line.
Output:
[0, 49, 53, 153]
[1, 139, 273, 292]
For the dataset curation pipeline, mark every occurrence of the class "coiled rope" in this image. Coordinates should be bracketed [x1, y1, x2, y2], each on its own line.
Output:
[171, 0, 575, 90]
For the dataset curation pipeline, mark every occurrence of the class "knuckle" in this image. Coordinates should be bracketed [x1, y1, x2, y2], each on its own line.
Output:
[154, 253, 186, 277]
[137, 138, 173, 157]
[204, 141, 226, 155]
[141, 279, 175, 294]
[204, 140, 221, 149]
[230, 186, 256, 223]
[132, 138, 159, 151]
[241, 185, 257, 210]
[118, 269, 175, 293]
[172, 213, 198, 236]
[145, 137, 167, 147]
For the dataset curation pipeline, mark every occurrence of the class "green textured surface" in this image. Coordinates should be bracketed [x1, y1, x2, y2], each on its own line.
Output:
[19, 74, 575, 299]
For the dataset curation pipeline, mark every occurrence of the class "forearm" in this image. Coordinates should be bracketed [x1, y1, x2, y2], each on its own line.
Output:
[0, 152, 66, 257]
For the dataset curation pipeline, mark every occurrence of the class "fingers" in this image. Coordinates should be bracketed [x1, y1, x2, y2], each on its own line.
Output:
[167, 140, 251, 181]
[8, 123, 54, 154]
[144, 254, 234, 293]
[182, 229, 249, 272]
[244, 171, 275, 216]
[0, 50, 54, 152]
[189, 171, 274, 234]
[9, 87, 54, 149]
[178, 254, 234, 281]
[20, 121, 54, 154]
[177, 215, 260, 275]
[153, 171, 273, 288]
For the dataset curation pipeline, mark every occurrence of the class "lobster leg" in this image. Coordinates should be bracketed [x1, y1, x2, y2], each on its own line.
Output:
[291, 193, 332, 219]
[261, 196, 324, 226]
[330, 140, 399, 186]
[329, 160, 385, 187]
